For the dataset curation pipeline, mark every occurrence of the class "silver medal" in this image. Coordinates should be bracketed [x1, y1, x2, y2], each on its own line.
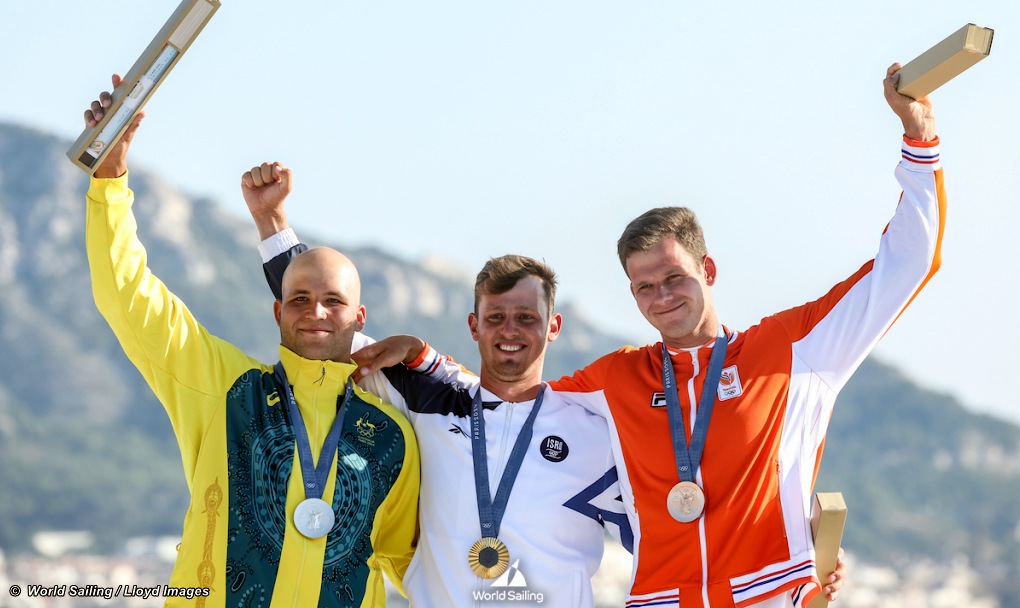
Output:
[667, 481, 705, 523]
[294, 498, 334, 539]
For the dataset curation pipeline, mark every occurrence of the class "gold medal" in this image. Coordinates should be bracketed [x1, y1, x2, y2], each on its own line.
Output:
[468, 536, 510, 579]
[667, 481, 705, 523]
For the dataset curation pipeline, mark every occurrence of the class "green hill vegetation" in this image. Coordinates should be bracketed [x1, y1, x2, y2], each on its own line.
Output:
[1, 122, 1017, 604]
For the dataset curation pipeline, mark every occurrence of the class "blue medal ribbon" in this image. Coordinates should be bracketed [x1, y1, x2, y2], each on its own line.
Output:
[274, 362, 352, 501]
[471, 384, 546, 540]
[661, 330, 728, 485]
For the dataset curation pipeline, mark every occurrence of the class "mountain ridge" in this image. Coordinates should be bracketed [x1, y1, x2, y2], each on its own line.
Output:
[1, 121, 1018, 605]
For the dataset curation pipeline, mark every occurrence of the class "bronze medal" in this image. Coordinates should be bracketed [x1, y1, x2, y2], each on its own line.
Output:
[667, 481, 705, 523]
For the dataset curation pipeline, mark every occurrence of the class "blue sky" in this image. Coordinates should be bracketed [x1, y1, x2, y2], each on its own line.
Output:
[3, 2, 1017, 423]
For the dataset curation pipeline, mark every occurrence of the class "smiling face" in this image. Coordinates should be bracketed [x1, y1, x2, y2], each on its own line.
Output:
[469, 275, 562, 397]
[274, 247, 366, 363]
[626, 236, 718, 349]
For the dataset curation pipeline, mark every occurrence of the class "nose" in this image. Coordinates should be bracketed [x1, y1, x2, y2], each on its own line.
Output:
[499, 317, 520, 338]
[310, 301, 328, 319]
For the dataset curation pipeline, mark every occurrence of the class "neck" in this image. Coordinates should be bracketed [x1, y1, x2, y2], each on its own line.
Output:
[480, 377, 543, 403]
[280, 346, 356, 374]
[662, 322, 720, 350]
[288, 348, 352, 365]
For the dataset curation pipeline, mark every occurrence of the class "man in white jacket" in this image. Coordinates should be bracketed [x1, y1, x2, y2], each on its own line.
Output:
[247, 163, 627, 606]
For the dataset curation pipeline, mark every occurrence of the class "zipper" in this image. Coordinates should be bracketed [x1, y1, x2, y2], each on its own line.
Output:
[291, 362, 325, 605]
[474, 400, 515, 607]
[306, 361, 331, 483]
[312, 363, 324, 457]
[685, 348, 712, 607]
[496, 402, 515, 485]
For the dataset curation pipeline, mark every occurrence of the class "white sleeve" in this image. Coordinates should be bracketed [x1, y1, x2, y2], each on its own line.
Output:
[407, 343, 479, 388]
[257, 228, 300, 263]
[351, 332, 412, 418]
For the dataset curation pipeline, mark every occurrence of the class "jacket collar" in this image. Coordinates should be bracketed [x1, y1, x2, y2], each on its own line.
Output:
[278, 345, 357, 398]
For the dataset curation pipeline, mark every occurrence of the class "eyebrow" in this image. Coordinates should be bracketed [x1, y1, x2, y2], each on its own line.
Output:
[482, 305, 541, 313]
[287, 288, 346, 299]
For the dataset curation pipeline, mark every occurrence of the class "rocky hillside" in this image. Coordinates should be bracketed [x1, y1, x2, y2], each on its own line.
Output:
[1, 122, 1018, 605]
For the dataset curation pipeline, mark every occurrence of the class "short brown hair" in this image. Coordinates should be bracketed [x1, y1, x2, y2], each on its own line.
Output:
[617, 207, 707, 275]
[474, 255, 557, 315]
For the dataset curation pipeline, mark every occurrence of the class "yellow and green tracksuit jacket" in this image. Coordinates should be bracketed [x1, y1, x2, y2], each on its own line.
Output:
[85, 174, 420, 607]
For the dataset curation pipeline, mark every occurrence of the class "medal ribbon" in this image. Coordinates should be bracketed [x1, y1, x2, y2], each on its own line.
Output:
[661, 329, 728, 485]
[274, 362, 352, 501]
[471, 383, 546, 539]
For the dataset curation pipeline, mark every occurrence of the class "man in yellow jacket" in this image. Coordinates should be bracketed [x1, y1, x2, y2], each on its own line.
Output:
[82, 76, 419, 608]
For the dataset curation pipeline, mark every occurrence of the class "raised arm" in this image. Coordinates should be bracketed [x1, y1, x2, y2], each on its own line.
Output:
[884, 62, 936, 142]
[773, 62, 945, 394]
[240, 163, 307, 299]
[242, 161, 293, 240]
[84, 76, 256, 469]
[86, 74, 142, 179]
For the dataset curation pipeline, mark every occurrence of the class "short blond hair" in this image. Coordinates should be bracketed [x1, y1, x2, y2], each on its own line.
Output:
[474, 255, 557, 315]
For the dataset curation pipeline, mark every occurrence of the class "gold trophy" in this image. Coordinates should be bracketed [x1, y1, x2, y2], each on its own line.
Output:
[67, 0, 221, 173]
[896, 23, 993, 100]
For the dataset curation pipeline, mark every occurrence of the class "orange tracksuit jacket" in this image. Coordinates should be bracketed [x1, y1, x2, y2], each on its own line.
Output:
[550, 137, 945, 608]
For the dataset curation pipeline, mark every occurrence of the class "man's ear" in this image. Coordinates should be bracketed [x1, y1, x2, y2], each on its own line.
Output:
[703, 255, 718, 286]
[547, 312, 563, 343]
[356, 305, 367, 332]
[468, 313, 480, 342]
[274, 300, 283, 326]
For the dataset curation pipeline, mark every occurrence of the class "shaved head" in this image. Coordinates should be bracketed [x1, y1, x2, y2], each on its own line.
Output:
[274, 247, 366, 362]
[282, 247, 362, 304]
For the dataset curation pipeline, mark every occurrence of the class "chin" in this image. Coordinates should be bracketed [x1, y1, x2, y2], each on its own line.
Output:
[290, 342, 337, 362]
[488, 361, 528, 381]
[648, 321, 678, 339]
